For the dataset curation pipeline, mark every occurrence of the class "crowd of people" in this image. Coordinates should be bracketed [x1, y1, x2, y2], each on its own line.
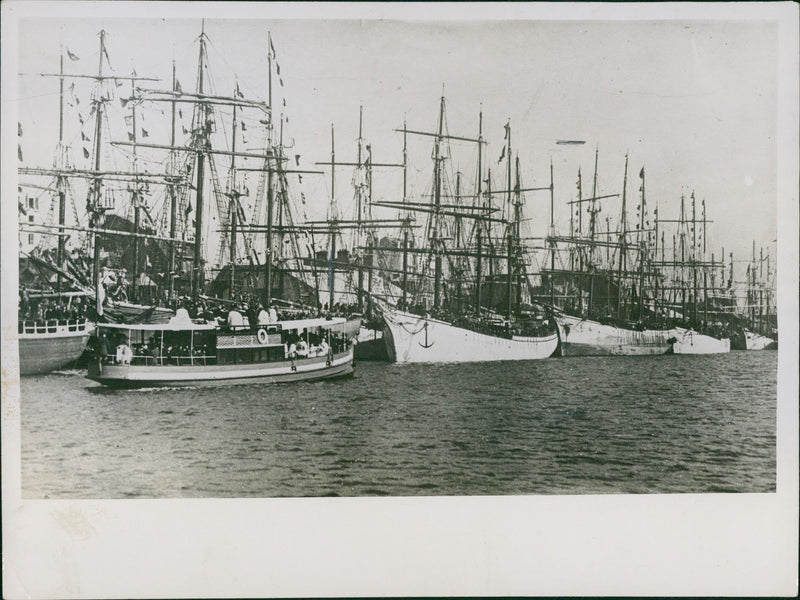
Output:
[18, 292, 91, 324]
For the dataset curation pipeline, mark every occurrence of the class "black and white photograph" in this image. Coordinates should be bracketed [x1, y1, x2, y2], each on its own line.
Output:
[2, 2, 797, 598]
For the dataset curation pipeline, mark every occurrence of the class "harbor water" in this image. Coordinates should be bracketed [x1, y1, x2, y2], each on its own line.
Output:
[20, 351, 776, 498]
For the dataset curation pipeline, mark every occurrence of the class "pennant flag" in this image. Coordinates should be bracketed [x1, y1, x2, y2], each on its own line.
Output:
[142, 128, 149, 138]
[82, 131, 90, 141]
[178, 109, 183, 119]
[116, 80, 124, 87]
[276, 63, 281, 76]
[175, 79, 183, 94]
[18, 144, 23, 161]
[102, 44, 110, 65]
[120, 97, 129, 108]
[301, 192, 306, 204]
[66, 49, 80, 61]
[295, 154, 300, 166]
[279, 78, 284, 87]
[639, 167, 645, 179]
[78, 113, 84, 125]
[503, 122, 509, 139]
[83, 147, 90, 159]
[259, 119, 270, 125]
[298, 174, 303, 183]
[269, 36, 276, 59]
[498, 146, 505, 164]
[234, 82, 243, 98]
[18, 122, 22, 136]
[241, 121, 247, 131]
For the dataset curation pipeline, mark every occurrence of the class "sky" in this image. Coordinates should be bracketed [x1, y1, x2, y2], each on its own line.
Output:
[14, 11, 779, 276]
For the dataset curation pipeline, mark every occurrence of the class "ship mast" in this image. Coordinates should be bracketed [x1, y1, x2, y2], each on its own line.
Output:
[433, 95, 445, 310]
[56, 44, 67, 294]
[328, 124, 337, 309]
[191, 22, 208, 299]
[617, 154, 629, 321]
[167, 60, 178, 300]
[129, 69, 142, 302]
[91, 30, 108, 316]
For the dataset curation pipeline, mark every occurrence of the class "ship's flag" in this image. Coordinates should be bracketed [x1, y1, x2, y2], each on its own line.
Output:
[120, 97, 129, 108]
[66, 49, 80, 61]
[175, 79, 183, 94]
[142, 128, 149, 138]
[18, 145, 23, 161]
[297, 174, 303, 183]
[282, 98, 286, 107]
[279, 78, 284, 87]
[182, 126, 189, 135]
[234, 82, 243, 98]
[83, 147, 90, 159]
[504, 122, 509, 139]
[241, 121, 247, 131]
[276, 63, 281, 76]
[498, 146, 505, 164]
[269, 36, 276, 59]
[128, 132, 134, 142]
[82, 131, 90, 141]
[178, 109, 183, 119]
[639, 167, 645, 179]
[78, 113, 84, 125]
[295, 154, 300, 166]
[18, 122, 22, 136]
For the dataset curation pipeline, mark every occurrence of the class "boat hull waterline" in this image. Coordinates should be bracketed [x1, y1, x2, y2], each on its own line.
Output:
[382, 309, 558, 363]
[18, 320, 94, 375]
[554, 314, 676, 357]
[87, 348, 355, 388]
[670, 328, 731, 354]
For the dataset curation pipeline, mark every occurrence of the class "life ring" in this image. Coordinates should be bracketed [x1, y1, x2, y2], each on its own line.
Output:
[257, 328, 268, 344]
[116, 344, 133, 365]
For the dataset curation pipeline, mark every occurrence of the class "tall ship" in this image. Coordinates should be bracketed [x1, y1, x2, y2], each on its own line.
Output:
[374, 98, 558, 363]
[541, 151, 678, 356]
[654, 192, 730, 354]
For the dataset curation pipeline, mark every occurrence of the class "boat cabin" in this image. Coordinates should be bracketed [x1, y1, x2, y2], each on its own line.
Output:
[94, 317, 352, 367]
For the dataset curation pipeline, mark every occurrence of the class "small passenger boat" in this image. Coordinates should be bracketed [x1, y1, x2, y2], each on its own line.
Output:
[87, 314, 355, 388]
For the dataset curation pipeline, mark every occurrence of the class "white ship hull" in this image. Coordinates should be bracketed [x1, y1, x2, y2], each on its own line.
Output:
[18, 320, 94, 375]
[670, 328, 731, 354]
[382, 309, 558, 363]
[744, 330, 777, 351]
[554, 313, 675, 357]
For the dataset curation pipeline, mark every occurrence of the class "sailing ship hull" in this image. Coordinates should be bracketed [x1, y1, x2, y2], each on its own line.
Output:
[554, 313, 675, 357]
[743, 330, 777, 351]
[87, 348, 354, 388]
[19, 321, 94, 375]
[669, 328, 730, 354]
[382, 309, 558, 363]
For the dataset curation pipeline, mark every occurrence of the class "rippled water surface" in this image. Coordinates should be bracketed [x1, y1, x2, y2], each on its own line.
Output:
[20, 352, 776, 498]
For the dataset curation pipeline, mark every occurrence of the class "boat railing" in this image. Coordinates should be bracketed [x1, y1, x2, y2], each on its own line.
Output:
[18, 318, 90, 335]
